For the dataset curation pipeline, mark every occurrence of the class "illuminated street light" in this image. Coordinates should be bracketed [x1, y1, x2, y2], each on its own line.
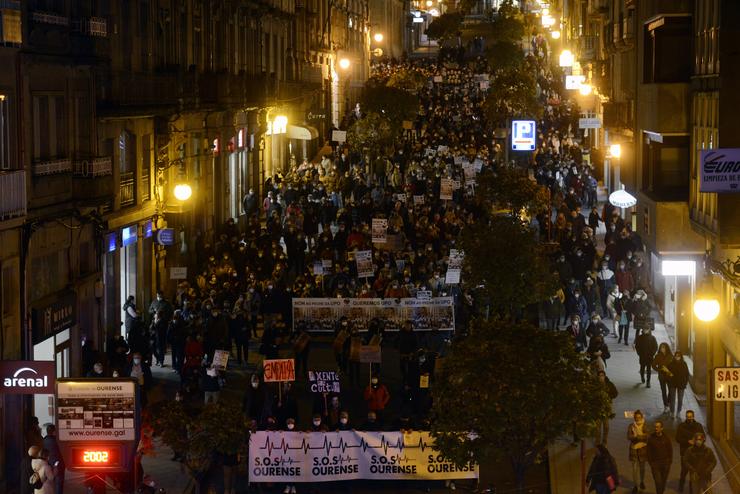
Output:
[550, 30, 561, 39]
[173, 182, 192, 201]
[372, 48, 384, 57]
[578, 83, 593, 96]
[429, 8, 440, 16]
[273, 115, 288, 134]
[373, 33, 384, 43]
[609, 143, 621, 159]
[694, 297, 720, 322]
[426, 0, 433, 6]
[542, 14, 556, 28]
[559, 49, 574, 67]
[339, 58, 351, 70]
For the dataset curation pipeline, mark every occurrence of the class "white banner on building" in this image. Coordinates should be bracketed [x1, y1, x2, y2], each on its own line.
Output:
[700, 149, 740, 193]
[292, 297, 455, 332]
[248, 431, 478, 483]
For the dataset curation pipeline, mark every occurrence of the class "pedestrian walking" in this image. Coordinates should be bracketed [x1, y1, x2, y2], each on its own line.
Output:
[596, 370, 618, 446]
[652, 343, 674, 413]
[634, 327, 658, 387]
[586, 444, 619, 494]
[42, 424, 64, 494]
[683, 432, 716, 494]
[646, 420, 672, 494]
[676, 410, 705, 492]
[616, 290, 632, 345]
[31, 448, 55, 494]
[668, 351, 690, 419]
[627, 410, 649, 494]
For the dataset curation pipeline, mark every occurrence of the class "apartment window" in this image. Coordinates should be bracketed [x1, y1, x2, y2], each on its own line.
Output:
[73, 94, 92, 156]
[644, 16, 692, 83]
[141, 134, 151, 201]
[0, 95, 10, 169]
[642, 134, 690, 200]
[32, 94, 67, 161]
[119, 131, 137, 207]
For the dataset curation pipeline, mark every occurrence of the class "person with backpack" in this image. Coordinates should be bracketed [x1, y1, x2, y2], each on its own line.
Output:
[587, 444, 619, 494]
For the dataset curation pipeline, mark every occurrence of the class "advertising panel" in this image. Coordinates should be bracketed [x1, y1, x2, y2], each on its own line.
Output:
[700, 149, 740, 193]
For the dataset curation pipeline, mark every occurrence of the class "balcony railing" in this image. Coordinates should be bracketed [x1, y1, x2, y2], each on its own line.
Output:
[0, 170, 26, 221]
[73, 157, 113, 177]
[120, 171, 136, 207]
[73, 17, 107, 37]
[32, 158, 72, 176]
[31, 11, 70, 26]
[579, 35, 597, 61]
[141, 172, 150, 201]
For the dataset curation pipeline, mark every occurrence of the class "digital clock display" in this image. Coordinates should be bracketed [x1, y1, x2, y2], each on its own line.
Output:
[70, 447, 121, 468]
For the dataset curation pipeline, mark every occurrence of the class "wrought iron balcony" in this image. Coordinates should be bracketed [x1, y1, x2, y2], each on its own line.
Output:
[32, 158, 72, 176]
[73, 157, 113, 177]
[0, 169, 26, 221]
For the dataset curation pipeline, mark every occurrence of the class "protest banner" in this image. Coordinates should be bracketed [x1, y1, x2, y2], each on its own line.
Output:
[354, 250, 374, 278]
[308, 370, 341, 394]
[437, 145, 449, 153]
[322, 259, 333, 268]
[263, 359, 296, 382]
[420, 374, 430, 389]
[440, 179, 454, 200]
[212, 349, 230, 370]
[331, 130, 347, 143]
[448, 249, 464, 269]
[358, 345, 382, 364]
[445, 269, 461, 284]
[371, 218, 388, 243]
[248, 431, 478, 482]
[292, 297, 455, 333]
[413, 195, 425, 205]
[375, 233, 403, 252]
[463, 162, 475, 180]
[453, 156, 464, 165]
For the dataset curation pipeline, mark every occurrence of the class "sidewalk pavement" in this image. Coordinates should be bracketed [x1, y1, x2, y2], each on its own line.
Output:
[549, 314, 733, 494]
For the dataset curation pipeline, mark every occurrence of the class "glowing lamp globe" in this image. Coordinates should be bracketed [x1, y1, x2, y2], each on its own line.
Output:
[173, 183, 192, 201]
[694, 298, 720, 322]
[338, 58, 351, 70]
[551, 30, 561, 39]
[373, 33, 384, 43]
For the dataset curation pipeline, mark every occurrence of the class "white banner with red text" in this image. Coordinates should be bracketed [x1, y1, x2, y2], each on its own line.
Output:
[292, 297, 455, 332]
[248, 430, 478, 482]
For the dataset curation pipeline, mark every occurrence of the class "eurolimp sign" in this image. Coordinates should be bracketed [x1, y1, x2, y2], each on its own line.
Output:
[700, 149, 740, 193]
[0, 361, 56, 394]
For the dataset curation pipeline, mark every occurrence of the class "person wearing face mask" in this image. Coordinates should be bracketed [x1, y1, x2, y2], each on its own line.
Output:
[682, 432, 716, 494]
[651, 343, 674, 414]
[646, 420, 672, 494]
[86, 361, 106, 378]
[586, 314, 610, 340]
[309, 414, 328, 432]
[616, 289, 633, 346]
[242, 374, 267, 423]
[566, 315, 587, 352]
[567, 288, 590, 326]
[125, 353, 152, 407]
[363, 376, 390, 423]
[667, 351, 690, 419]
[627, 409, 649, 493]
[337, 411, 352, 431]
[634, 328, 658, 387]
[676, 410, 705, 492]
[360, 411, 380, 431]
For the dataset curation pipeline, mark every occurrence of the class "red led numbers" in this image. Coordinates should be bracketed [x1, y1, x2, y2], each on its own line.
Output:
[83, 450, 110, 463]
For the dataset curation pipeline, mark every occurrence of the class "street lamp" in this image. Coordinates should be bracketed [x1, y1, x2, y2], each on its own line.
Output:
[694, 296, 720, 322]
[373, 33, 384, 43]
[338, 58, 351, 70]
[550, 30, 561, 39]
[578, 83, 593, 96]
[609, 143, 621, 159]
[559, 49, 574, 67]
[173, 182, 192, 201]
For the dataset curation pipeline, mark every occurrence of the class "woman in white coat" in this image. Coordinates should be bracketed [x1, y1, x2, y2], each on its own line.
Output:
[31, 448, 55, 494]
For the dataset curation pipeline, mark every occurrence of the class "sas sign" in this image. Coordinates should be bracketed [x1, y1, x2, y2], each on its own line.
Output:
[0, 361, 56, 394]
[700, 149, 740, 193]
[511, 120, 536, 151]
[714, 367, 740, 401]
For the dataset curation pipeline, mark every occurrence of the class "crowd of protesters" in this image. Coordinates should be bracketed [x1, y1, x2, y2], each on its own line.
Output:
[37, 41, 719, 494]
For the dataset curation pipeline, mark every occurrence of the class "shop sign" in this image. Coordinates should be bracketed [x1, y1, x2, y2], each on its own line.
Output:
[104, 232, 117, 253]
[32, 290, 77, 342]
[579, 117, 602, 129]
[565, 75, 586, 90]
[121, 225, 137, 247]
[156, 228, 176, 245]
[143, 220, 153, 238]
[307, 111, 326, 121]
[511, 120, 536, 151]
[0, 361, 56, 394]
[700, 149, 740, 193]
[170, 267, 187, 279]
[714, 367, 740, 401]
[331, 130, 347, 143]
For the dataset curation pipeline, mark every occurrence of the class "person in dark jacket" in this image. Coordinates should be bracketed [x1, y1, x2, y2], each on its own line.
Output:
[676, 410, 705, 492]
[167, 310, 187, 372]
[566, 288, 590, 323]
[683, 432, 716, 494]
[586, 335, 611, 369]
[652, 343, 673, 414]
[667, 351, 690, 419]
[634, 328, 658, 387]
[151, 309, 168, 367]
[586, 444, 619, 494]
[42, 424, 65, 494]
[125, 353, 153, 406]
[586, 314, 610, 340]
[566, 315, 587, 352]
[202, 366, 221, 404]
[242, 374, 268, 423]
[646, 420, 672, 494]
[398, 321, 418, 386]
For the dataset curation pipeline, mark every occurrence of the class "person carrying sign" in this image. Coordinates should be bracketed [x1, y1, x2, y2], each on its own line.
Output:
[363, 375, 390, 423]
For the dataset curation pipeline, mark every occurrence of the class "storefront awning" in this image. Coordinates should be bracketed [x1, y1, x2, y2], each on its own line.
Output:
[287, 124, 319, 140]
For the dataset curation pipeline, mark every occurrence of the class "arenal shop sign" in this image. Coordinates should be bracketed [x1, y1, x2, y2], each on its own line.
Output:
[0, 361, 56, 394]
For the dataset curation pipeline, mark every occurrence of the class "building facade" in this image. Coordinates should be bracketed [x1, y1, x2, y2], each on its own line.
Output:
[0, 0, 372, 489]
